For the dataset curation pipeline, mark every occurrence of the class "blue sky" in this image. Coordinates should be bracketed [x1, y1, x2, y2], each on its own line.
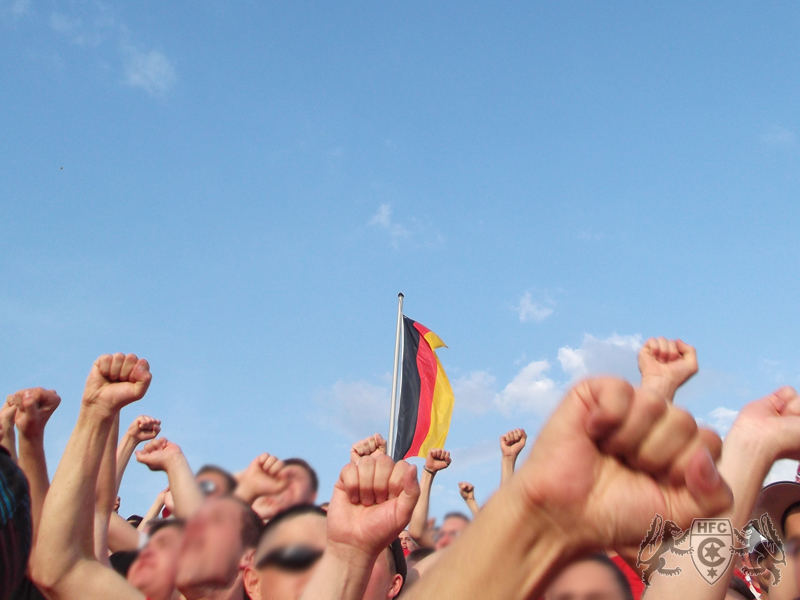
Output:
[1, 1, 799, 519]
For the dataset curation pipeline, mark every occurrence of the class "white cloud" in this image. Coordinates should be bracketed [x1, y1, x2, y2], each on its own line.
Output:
[514, 292, 554, 323]
[452, 370, 496, 414]
[49, 11, 108, 46]
[368, 203, 411, 246]
[314, 380, 390, 441]
[761, 125, 796, 147]
[557, 334, 643, 382]
[123, 47, 176, 95]
[707, 407, 739, 436]
[495, 360, 560, 415]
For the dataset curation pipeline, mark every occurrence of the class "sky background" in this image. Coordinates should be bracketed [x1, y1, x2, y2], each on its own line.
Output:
[1, 1, 799, 520]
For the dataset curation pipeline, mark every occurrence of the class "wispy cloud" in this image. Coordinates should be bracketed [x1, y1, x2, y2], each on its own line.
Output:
[313, 379, 390, 441]
[367, 203, 441, 249]
[123, 46, 176, 95]
[513, 292, 554, 323]
[368, 204, 411, 246]
[49, 11, 111, 46]
[0, 0, 30, 20]
[761, 125, 796, 148]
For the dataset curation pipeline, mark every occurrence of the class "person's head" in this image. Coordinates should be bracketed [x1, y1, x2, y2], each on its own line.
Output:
[398, 530, 418, 555]
[196, 465, 238, 498]
[544, 554, 633, 600]
[251, 458, 319, 520]
[127, 520, 185, 600]
[434, 513, 470, 551]
[244, 504, 327, 600]
[754, 481, 800, 591]
[362, 539, 405, 600]
[176, 497, 262, 594]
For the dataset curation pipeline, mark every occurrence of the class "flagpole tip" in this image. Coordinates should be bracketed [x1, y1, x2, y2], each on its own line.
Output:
[398, 292, 404, 298]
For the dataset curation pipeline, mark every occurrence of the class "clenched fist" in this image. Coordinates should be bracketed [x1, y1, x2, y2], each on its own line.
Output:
[136, 438, 184, 472]
[125, 415, 162, 444]
[500, 428, 527, 459]
[350, 433, 387, 464]
[425, 448, 451, 474]
[458, 482, 475, 501]
[236, 453, 288, 504]
[82, 353, 152, 414]
[10, 388, 61, 438]
[638, 338, 698, 401]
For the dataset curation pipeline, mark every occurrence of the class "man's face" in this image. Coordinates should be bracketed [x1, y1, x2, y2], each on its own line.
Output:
[176, 498, 247, 592]
[544, 560, 627, 600]
[362, 547, 402, 600]
[245, 512, 326, 600]
[127, 525, 184, 600]
[196, 470, 231, 499]
[251, 465, 317, 520]
[434, 517, 468, 551]
[398, 531, 417, 554]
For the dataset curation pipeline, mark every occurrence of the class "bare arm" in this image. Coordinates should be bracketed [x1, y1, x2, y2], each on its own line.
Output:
[136, 438, 203, 519]
[31, 353, 150, 600]
[108, 512, 143, 553]
[458, 482, 480, 518]
[499, 428, 526, 486]
[115, 415, 161, 492]
[94, 413, 120, 563]
[408, 449, 450, 541]
[12, 388, 61, 546]
[138, 488, 167, 532]
[0, 399, 17, 463]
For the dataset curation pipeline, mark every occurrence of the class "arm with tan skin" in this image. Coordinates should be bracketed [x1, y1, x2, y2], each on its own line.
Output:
[30, 353, 151, 600]
[297, 455, 420, 600]
[408, 449, 451, 542]
[643, 385, 800, 600]
[0, 399, 18, 462]
[233, 452, 288, 506]
[136, 437, 203, 519]
[138, 488, 168, 531]
[10, 387, 61, 547]
[400, 377, 733, 600]
[116, 415, 161, 492]
[500, 428, 527, 485]
[458, 482, 479, 518]
[94, 413, 120, 564]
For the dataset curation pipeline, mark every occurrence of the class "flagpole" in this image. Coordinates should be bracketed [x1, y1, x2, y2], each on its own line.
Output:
[388, 293, 404, 458]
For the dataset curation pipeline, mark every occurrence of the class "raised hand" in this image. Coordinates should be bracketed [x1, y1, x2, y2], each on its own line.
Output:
[327, 454, 420, 561]
[350, 433, 387, 464]
[425, 448, 451, 474]
[500, 428, 527, 458]
[727, 386, 800, 460]
[638, 338, 698, 401]
[458, 482, 475, 501]
[135, 438, 184, 472]
[125, 415, 161, 444]
[0, 397, 17, 460]
[517, 378, 731, 550]
[235, 453, 288, 504]
[82, 353, 152, 414]
[11, 387, 61, 439]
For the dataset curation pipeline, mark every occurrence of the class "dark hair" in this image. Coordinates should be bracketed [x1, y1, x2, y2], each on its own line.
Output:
[781, 501, 800, 535]
[388, 538, 407, 583]
[233, 498, 264, 549]
[577, 554, 633, 600]
[729, 575, 756, 600]
[110, 550, 139, 577]
[258, 504, 327, 546]
[406, 547, 435, 564]
[443, 512, 471, 523]
[147, 518, 186, 537]
[284, 458, 319, 494]
[197, 464, 238, 494]
[126, 515, 144, 529]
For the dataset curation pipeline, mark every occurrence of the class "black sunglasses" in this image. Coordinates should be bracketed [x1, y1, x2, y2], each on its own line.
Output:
[256, 546, 323, 572]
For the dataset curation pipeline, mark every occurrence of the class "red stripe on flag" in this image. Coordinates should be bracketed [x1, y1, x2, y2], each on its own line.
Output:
[407, 322, 437, 457]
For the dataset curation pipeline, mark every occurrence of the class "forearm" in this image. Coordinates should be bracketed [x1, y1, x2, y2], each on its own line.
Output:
[408, 470, 433, 540]
[403, 479, 574, 600]
[31, 406, 114, 589]
[109, 512, 142, 552]
[95, 414, 120, 563]
[299, 544, 376, 600]
[115, 435, 137, 493]
[501, 456, 516, 485]
[464, 498, 480, 518]
[164, 455, 204, 519]
[18, 434, 50, 543]
[138, 494, 165, 531]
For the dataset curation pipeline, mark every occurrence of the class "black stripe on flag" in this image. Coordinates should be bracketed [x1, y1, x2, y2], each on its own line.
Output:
[393, 317, 422, 461]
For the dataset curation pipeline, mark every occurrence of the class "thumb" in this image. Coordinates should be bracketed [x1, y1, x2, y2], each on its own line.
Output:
[677, 446, 733, 525]
[393, 464, 420, 521]
[552, 378, 635, 443]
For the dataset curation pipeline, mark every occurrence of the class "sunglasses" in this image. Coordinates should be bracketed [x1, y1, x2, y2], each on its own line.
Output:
[256, 546, 324, 572]
[198, 480, 218, 496]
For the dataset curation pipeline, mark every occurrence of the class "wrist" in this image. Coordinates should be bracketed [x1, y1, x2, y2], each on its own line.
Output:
[641, 376, 677, 403]
[325, 539, 380, 573]
[234, 482, 257, 505]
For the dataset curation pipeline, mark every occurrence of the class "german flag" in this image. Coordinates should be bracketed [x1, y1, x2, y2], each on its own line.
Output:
[392, 317, 455, 461]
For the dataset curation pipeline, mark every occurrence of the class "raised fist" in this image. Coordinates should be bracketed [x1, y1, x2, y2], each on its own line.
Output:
[135, 438, 184, 472]
[126, 415, 162, 444]
[236, 453, 288, 504]
[82, 353, 152, 414]
[638, 338, 698, 401]
[10, 388, 61, 438]
[350, 433, 387, 464]
[458, 482, 475, 501]
[425, 448, 451, 473]
[327, 454, 420, 561]
[500, 428, 527, 458]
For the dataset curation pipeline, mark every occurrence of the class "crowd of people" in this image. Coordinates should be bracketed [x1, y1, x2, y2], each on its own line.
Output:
[1, 338, 799, 600]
